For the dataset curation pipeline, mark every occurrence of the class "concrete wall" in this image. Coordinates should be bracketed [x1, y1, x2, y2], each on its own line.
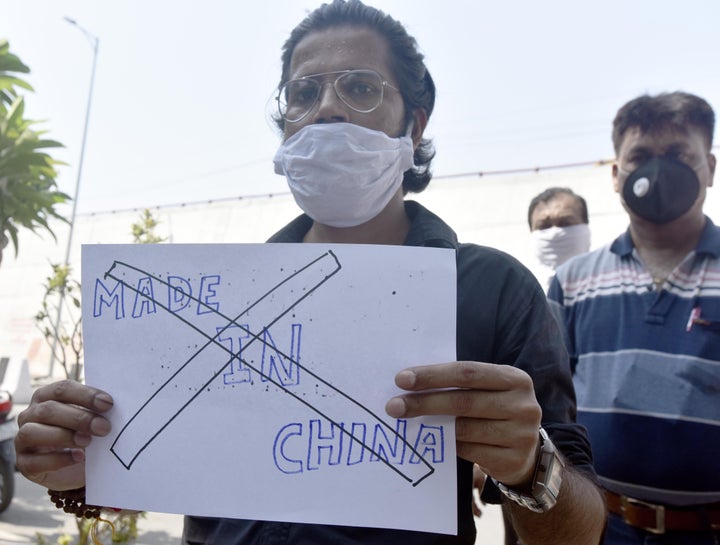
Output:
[1, 162, 717, 382]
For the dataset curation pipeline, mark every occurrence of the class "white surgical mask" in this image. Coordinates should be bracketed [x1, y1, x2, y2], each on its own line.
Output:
[273, 123, 414, 228]
[531, 223, 591, 270]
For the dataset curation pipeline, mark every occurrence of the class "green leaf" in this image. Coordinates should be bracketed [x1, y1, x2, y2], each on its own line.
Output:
[0, 76, 33, 93]
[6, 96, 25, 125]
[0, 40, 31, 74]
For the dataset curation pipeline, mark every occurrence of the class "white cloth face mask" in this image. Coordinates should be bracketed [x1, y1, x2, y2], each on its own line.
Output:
[531, 223, 591, 269]
[273, 122, 414, 228]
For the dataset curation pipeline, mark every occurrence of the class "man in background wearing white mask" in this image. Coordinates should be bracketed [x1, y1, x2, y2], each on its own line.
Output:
[527, 187, 591, 291]
[493, 189, 591, 545]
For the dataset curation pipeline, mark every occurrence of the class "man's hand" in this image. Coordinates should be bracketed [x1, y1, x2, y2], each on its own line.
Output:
[386, 361, 606, 544]
[385, 361, 542, 487]
[15, 380, 114, 491]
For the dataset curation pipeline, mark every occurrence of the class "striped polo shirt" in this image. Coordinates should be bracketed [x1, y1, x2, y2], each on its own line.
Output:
[548, 217, 720, 506]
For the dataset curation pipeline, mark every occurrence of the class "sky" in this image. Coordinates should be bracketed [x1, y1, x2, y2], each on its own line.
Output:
[3, 0, 720, 216]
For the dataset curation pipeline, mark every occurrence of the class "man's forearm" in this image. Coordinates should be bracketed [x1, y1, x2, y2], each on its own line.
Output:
[509, 467, 606, 545]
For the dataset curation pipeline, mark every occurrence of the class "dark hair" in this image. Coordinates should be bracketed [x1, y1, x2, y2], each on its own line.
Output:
[612, 91, 715, 154]
[275, 0, 436, 193]
[527, 187, 589, 229]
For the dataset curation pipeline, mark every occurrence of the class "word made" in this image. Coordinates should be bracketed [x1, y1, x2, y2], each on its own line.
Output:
[92, 274, 221, 320]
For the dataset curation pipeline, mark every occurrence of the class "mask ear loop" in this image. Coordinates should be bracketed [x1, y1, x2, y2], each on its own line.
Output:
[404, 119, 414, 138]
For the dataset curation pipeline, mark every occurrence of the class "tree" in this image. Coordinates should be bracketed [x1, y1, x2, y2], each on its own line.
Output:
[131, 208, 167, 244]
[0, 39, 68, 267]
[34, 263, 83, 381]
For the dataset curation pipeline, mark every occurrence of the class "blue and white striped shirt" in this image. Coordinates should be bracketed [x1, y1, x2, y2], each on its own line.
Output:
[548, 217, 720, 506]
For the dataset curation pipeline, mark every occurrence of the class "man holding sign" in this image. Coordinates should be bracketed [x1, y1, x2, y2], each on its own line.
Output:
[15, 1, 605, 543]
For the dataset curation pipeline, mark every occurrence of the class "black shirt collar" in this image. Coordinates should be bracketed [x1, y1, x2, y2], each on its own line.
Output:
[267, 200, 460, 250]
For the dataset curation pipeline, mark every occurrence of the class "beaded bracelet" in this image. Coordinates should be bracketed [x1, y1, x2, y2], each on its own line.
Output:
[48, 487, 103, 519]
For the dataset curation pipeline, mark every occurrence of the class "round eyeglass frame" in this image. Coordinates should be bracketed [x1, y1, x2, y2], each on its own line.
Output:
[276, 69, 400, 123]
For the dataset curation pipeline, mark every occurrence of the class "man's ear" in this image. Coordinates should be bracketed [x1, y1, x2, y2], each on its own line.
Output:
[612, 162, 621, 193]
[411, 108, 428, 149]
[708, 152, 716, 187]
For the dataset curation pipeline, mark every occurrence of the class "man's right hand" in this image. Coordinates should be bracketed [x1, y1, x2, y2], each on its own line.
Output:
[15, 380, 114, 491]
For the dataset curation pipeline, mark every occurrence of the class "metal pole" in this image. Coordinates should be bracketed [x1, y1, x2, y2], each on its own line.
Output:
[46, 18, 99, 379]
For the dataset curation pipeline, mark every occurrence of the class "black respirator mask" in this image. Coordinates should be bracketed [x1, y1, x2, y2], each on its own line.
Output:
[622, 156, 700, 224]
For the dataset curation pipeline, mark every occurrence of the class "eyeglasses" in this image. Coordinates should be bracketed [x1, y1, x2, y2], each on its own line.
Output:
[276, 69, 399, 123]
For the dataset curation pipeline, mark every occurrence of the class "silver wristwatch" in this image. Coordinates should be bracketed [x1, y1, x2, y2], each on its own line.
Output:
[492, 427, 565, 513]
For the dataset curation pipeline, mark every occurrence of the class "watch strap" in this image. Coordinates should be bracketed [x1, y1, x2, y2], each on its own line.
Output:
[492, 427, 565, 513]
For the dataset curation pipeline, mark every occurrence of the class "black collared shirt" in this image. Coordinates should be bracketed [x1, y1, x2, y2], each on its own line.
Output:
[183, 201, 594, 545]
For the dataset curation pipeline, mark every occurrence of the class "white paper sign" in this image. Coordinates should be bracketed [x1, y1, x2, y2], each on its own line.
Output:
[82, 243, 457, 534]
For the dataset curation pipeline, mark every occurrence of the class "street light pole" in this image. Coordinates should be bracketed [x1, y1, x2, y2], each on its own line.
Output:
[46, 18, 99, 378]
